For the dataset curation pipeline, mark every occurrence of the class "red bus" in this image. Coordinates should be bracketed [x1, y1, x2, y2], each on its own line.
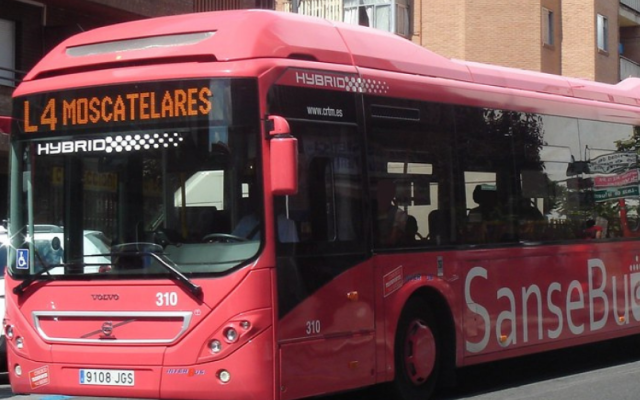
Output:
[6, 9, 640, 400]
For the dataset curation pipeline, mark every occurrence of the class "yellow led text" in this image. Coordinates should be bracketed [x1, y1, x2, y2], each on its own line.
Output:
[23, 86, 213, 133]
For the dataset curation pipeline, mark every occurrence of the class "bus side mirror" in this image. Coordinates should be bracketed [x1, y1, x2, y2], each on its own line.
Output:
[268, 116, 298, 196]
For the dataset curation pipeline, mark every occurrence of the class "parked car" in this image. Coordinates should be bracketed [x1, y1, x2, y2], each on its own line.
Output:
[26, 225, 111, 273]
[0, 225, 111, 371]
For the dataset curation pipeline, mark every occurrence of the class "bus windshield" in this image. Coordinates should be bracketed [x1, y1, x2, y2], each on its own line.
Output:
[9, 78, 262, 278]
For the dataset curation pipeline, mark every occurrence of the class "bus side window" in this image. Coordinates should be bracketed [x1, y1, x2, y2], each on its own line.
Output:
[303, 157, 357, 243]
[276, 123, 364, 254]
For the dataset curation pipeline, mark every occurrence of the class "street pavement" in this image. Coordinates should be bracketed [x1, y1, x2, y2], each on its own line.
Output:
[1, 335, 640, 400]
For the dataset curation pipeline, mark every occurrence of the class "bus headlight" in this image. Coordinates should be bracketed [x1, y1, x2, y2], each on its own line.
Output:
[224, 327, 238, 343]
[198, 309, 271, 363]
[209, 339, 222, 353]
[5, 325, 14, 339]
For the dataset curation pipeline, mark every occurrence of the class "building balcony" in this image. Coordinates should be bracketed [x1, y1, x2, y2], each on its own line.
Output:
[0, 66, 26, 88]
[620, 56, 640, 79]
[281, 0, 343, 21]
[281, 0, 410, 38]
[621, 0, 640, 27]
[194, 0, 274, 11]
[622, 0, 640, 14]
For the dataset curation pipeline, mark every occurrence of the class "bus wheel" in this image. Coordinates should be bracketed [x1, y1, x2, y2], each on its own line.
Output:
[392, 298, 440, 400]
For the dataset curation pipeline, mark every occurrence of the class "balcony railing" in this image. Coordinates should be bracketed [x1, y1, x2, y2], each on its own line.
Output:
[194, 0, 274, 11]
[620, 56, 640, 80]
[0, 66, 27, 88]
[621, 0, 640, 14]
[282, 0, 343, 21]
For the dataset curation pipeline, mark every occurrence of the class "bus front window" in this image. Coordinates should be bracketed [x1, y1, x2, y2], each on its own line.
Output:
[9, 78, 261, 278]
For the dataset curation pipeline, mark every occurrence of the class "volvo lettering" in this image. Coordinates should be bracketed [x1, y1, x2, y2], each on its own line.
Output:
[91, 294, 119, 301]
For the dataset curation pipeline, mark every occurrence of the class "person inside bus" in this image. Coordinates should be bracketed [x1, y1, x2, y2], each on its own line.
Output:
[403, 215, 424, 245]
[516, 197, 545, 241]
[232, 199, 261, 240]
[583, 219, 603, 239]
[232, 197, 299, 243]
[468, 185, 501, 222]
[374, 179, 407, 246]
[518, 197, 544, 221]
[467, 184, 503, 242]
[427, 209, 448, 245]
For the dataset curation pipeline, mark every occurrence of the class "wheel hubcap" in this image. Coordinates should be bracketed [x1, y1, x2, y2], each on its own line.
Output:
[404, 319, 436, 385]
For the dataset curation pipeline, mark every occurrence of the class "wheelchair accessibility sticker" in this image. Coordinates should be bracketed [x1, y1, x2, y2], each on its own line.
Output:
[17, 249, 29, 270]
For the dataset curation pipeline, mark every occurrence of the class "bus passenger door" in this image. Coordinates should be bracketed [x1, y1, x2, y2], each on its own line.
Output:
[275, 122, 374, 400]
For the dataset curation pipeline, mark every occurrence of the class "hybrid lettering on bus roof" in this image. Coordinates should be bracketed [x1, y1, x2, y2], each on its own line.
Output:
[277, 69, 390, 95]
[16, 80, 214, 135]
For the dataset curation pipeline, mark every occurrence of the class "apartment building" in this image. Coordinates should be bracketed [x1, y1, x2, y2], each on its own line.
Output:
[279, 0, 640, 84]
[3, 0, 638, 116]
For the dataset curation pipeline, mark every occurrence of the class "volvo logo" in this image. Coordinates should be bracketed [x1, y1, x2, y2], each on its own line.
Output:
[81, 318, 136, 340]
[101, 321, 114, 337]
[91, 294, 119, 301]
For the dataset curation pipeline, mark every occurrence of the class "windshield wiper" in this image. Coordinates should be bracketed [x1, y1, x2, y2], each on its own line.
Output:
[148, 252, 203, 298]
[15, 244, 204, 299]
[112, 243, 202, 299]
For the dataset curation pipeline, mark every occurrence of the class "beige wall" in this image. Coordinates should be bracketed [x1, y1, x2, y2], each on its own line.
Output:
[279, 0, 622, 84]
[465, 1, 540, 70]
[421, 0, 467, 59]
[422, 0, 565, 74]
[562, 0, 596, 80]
[562, 0, 619, 83]
[541, 0, 561, 75]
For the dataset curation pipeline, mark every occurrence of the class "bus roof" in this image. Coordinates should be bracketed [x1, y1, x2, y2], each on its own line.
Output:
[19, 9, 640, 107]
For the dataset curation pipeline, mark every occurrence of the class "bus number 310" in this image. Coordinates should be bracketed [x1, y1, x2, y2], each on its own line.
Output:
[156, 292, 178, 306]
[306, 320, 321, 335]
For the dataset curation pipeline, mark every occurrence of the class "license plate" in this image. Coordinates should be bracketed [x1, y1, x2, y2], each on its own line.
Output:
[79, 369, 134, 386]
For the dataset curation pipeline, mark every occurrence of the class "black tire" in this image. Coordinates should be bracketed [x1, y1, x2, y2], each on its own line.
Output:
[390, 297, 440, 400]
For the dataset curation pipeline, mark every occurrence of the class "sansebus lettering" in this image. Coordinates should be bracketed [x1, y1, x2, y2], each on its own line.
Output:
[464, 258, 640, 353]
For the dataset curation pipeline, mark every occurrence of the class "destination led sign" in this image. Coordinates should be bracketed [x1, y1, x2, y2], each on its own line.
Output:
[16, 80, 214, 135]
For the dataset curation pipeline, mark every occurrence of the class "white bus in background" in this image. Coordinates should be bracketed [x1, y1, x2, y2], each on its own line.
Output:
[174, 170, 225, 209]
